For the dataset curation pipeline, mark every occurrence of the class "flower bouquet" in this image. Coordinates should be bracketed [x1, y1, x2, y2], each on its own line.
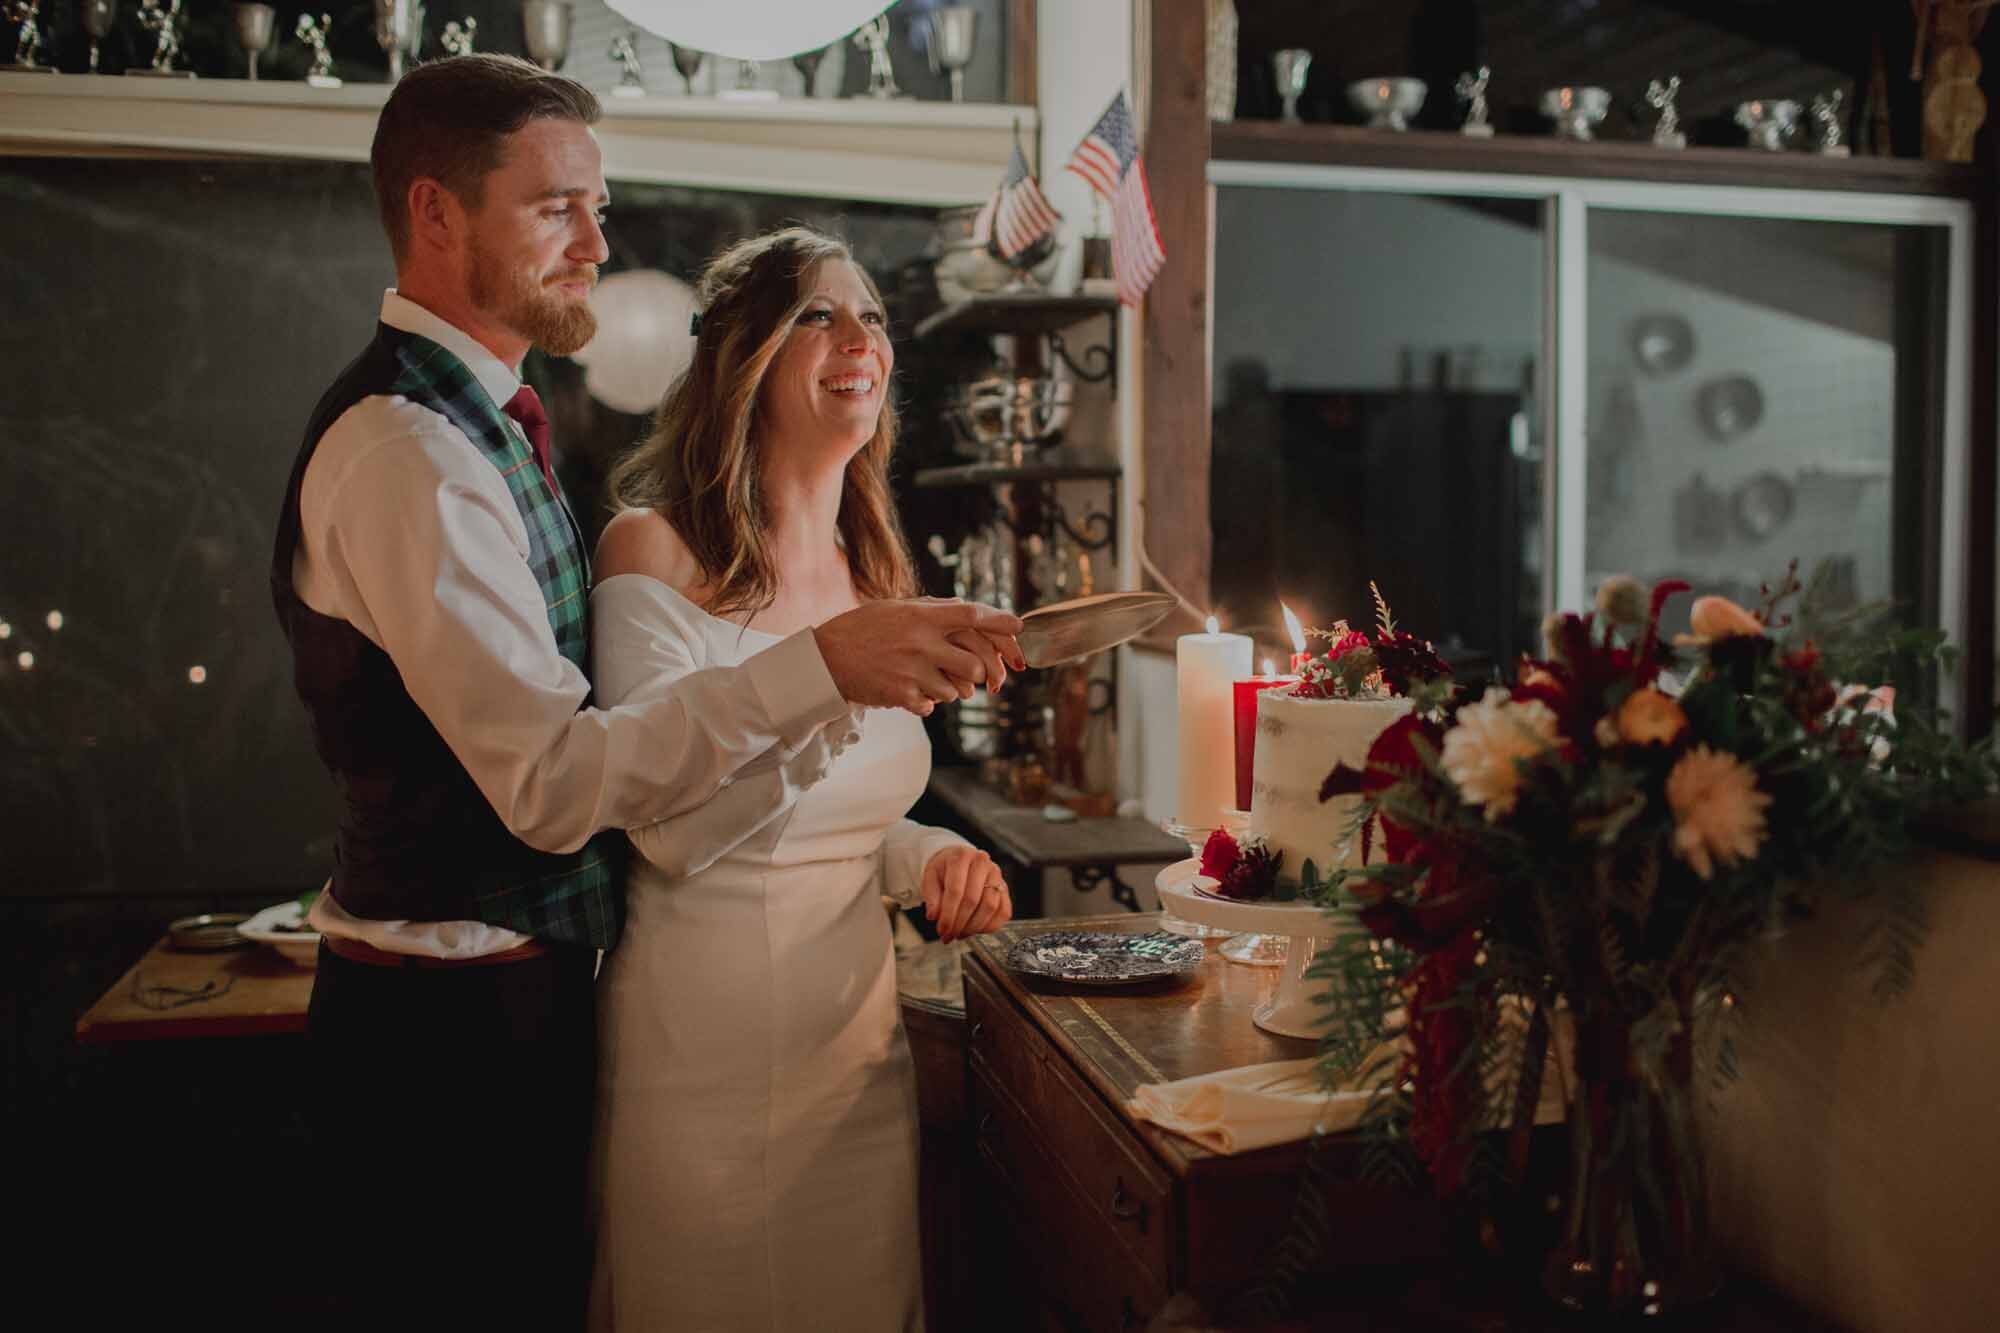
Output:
[1304, 567, 1994, 1314]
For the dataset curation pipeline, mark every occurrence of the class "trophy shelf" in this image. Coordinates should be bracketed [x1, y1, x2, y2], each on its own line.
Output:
[0, 76, 1033, 207]
[1210, 120, 1987, 200]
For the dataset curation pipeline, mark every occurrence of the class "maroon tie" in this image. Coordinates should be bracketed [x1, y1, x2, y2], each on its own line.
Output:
[502, 384, 559, 493]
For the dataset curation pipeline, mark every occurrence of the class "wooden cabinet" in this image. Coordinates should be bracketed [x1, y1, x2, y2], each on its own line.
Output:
[960, 916, 1446, 1329]
[959, 915, 1833, 1331]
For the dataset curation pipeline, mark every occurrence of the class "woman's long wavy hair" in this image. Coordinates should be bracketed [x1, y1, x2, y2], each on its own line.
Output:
[606, 227, 916, 619]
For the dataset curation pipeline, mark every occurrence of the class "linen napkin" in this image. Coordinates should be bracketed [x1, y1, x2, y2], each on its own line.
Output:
[1129, 1058, 1378, 1155]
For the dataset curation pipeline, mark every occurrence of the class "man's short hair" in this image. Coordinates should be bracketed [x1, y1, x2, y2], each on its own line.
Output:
[371, 53, 601, 261]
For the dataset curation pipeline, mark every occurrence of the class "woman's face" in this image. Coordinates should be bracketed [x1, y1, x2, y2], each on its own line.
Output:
[756, 259, 894, 462]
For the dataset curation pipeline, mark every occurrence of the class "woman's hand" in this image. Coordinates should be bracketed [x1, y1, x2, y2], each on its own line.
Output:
[920, 846, 1013, 942]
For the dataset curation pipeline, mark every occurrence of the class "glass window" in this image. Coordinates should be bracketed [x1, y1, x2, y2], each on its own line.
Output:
[1583, 209, 1950, 638]
[1211, 187, 1545, 673]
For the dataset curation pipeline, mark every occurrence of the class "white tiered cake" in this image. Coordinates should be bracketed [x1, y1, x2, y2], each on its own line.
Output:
[1249, 691, 1412, 886]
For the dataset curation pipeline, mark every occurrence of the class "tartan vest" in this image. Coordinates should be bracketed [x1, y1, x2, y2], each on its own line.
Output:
[271, 324, 625, 948]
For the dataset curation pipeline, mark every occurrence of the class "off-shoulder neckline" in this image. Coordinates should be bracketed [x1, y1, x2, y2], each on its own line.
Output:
[593, 571, 783, 640]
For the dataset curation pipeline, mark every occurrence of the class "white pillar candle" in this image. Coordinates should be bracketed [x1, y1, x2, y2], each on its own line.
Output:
[1176, 615, 1253, 832]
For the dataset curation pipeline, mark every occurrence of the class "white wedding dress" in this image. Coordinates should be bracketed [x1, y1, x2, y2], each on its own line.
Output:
[588, 572, 966, 1333]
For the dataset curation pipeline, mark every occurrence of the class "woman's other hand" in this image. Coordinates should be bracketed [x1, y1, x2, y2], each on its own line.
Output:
[920, 846, 1013, 942]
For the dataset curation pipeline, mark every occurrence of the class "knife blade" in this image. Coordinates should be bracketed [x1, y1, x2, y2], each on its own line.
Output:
[1017, 592, 1178, 668]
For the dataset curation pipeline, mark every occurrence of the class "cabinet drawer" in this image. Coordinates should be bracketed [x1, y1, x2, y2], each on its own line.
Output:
[964, 963, 1173, 1286]
[971, 1066, 1168, 1333]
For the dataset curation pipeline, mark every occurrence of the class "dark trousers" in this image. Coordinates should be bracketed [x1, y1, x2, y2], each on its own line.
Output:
[306, 941, 598, 1331]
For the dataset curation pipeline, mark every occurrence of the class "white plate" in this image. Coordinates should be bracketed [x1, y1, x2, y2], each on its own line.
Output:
[239, 900, 321, 967]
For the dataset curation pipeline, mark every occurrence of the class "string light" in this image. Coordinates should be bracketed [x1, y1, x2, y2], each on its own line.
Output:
[187, 665, 208, 685]
[0, 621, 11, 639]
[44, 610, 62, 631]
[15, 651, 33, 671]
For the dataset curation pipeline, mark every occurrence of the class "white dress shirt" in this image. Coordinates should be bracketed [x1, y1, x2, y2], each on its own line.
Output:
[297, 291, 849, 957]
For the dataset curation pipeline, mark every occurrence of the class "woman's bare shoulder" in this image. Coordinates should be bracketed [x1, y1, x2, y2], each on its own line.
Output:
[594, 508, 706, 597]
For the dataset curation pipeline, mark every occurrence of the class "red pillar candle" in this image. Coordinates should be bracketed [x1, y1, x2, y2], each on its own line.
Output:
[1232, 674, 1297, 813]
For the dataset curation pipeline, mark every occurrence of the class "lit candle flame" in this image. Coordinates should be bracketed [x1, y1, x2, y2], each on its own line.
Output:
[1205, 614, 1219, 635]
[1279, 603, 1306, 654]
[1262, 657, 1276, 677]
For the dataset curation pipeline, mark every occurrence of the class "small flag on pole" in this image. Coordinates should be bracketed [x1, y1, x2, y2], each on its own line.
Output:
[972, 140, 1062, 260]
[1065, 90, 1165, 307]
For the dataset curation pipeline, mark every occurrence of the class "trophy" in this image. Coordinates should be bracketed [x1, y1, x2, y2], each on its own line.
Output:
[374, 0, 423, 83]
[790, 42, 827, 97]
[129, 0, 192, 76]
[852, 14, 903, 99]
[80, 0, 115, 73]
[1272, 48, 1311, 123]
[667, 40, 702, 95]
[1645, 76, 1685, 149]
[1540, 84, 1610, 140]
[233, 3, 274, 81]
[297, 12, 340, 86]
[5, 0, 50, 71]
[1734, 98, 1801, 151]
[1810, 88, 1848, 157]
[1455, 65, 1493, 137]
[608, 29, 644, 98]
[522, 0, 570, 73]
[720, 56, 777, 101]
[441, 16, 475, 57]
[924, 4, 976, 104]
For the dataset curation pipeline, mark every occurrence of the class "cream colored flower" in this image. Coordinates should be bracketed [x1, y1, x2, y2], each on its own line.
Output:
[1832, 683, 1897, 765]
[1665, 745, 1772, 880]
[1595, 574, 1646, 627]
[1675, 595, 1763, 646]
[1617, 687, 1687, 746]
[1441, 687, 1561, 821]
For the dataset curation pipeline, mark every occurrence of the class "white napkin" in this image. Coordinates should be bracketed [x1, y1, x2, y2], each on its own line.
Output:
[1128, 1058, 1378, 1155]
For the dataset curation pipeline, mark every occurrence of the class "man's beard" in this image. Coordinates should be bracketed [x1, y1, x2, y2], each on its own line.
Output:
[470, 244, 598, 356]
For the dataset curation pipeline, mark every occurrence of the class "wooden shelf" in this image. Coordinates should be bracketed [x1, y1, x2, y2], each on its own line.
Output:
[1211, 120, 1990, 199]
[913, 293, 1119, 341]
[914, 456, 1121, 488]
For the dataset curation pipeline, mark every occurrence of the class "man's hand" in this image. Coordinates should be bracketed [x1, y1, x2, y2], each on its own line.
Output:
[814, 599, 1025, 715]
[920, 846, 1013, 942]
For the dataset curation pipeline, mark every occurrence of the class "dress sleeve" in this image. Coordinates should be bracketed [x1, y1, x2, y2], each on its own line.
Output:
[595, 578, 866, 880]
[876, 819, 974, 910]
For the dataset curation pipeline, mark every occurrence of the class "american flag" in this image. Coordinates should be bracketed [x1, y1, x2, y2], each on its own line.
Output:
[1065, 90, 1165, 307]
[971, 142, 1061, 260]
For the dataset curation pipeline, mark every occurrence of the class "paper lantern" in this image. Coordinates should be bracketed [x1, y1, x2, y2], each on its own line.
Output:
[570, 269, 698, 416]
[601, 0, 892, 62]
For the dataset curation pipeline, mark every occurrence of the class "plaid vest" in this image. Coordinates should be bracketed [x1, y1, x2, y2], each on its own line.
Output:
[271, 324, 625, 948]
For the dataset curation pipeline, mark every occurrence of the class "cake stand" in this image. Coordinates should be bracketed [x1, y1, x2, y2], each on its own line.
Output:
[1154, 858, 1352, 1039]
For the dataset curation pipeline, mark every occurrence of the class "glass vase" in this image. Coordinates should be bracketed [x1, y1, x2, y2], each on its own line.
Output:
[1542, 1007, 1722, 1316]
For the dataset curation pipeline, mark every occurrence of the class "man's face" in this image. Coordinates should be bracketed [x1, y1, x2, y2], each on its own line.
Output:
[461, 118, 610, 357]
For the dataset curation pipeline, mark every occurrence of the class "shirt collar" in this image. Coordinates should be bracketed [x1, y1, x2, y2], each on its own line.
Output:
[379, 290, 522, 410]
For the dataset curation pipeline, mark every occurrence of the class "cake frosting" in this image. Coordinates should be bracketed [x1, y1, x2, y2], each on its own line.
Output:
[1249, 691, 1413, 886]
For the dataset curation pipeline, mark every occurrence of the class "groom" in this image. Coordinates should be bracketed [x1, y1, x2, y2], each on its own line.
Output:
[271, 54, 1020, 1326]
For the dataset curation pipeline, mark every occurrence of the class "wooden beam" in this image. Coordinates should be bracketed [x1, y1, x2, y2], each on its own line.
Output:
[1006, 0, 1038, 107]
[1138, 0, 1213, 630]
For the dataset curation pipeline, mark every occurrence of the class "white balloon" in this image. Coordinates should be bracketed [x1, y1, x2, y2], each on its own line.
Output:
[601, 1, 892, 63]
[570, 269, 698, 416]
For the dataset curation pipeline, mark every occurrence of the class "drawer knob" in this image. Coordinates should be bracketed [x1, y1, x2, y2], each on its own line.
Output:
[1110, 1179, 1148, 1229]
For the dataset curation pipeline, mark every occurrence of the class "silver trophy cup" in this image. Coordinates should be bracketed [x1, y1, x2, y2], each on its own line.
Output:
[79, 0, 115, 72]
[1272, 48, 1312, 123]
[924, 5, 976, 104]
[791, 43, 826, 97]
[374, 0, 422, 82]
[233, 3, 273, 80]
[522, 0, 570, 72]
[668, 41, 703, 95]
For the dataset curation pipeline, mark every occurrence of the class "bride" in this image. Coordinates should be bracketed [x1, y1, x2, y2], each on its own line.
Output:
[587, 226, 1019, 1331]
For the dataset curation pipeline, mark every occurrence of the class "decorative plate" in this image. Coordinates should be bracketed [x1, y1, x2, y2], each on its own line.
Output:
[239, 901, 321, 967]
[1004, 930, 1206, 986]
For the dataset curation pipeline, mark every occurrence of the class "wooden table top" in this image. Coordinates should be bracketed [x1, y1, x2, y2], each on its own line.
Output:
[970, 911, 1318, 1177]
[927, 767, 1189, 869]
[75, 936, 315, 1043]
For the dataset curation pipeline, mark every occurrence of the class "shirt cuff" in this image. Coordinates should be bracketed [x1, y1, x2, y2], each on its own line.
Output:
[745, 627, 849, 741]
